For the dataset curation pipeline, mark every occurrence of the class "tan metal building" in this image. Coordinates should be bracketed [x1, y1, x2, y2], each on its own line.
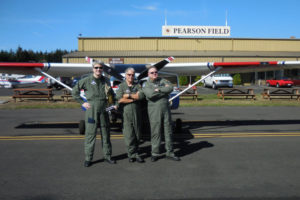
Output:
[63, 37, 300, 83]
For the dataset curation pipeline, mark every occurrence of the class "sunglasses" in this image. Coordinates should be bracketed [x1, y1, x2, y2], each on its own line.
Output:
[94, 67, 103, 70]
[126, 74, 134, 76]
[149, 71, 158, 74]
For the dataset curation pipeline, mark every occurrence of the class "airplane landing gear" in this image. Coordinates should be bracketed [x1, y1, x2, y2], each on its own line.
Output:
[79, 120, 85, 135]
[174, 118, 182, 133]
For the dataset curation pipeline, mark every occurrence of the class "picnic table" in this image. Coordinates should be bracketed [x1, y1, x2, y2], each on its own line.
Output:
[61, 89, 73, 102]
[179, 86, 198, 101]
[12, 88, 54, 102]
[217, 88, 256, 100]
[262, 88, 300, 100]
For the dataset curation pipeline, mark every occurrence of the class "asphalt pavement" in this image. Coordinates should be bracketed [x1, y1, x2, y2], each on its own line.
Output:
[1, 105, 300, 199]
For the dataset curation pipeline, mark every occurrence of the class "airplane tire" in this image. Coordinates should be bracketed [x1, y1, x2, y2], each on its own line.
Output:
[79, 120, 85, 135]
[175, 118, 182, 133]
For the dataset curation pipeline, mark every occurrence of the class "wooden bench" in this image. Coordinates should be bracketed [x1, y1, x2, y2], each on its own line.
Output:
[217, 88, 256, 100]
[179, 86, 198, 101]
[262, 88, 300, 101]
[12, 88, 54, 102]
[61, 89, 73, 102]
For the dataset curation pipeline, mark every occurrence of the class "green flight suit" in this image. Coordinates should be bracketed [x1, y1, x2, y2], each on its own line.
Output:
[116, 81, 144, 159]
[72, 74, 114, 161]
[142, 77, 175, 157]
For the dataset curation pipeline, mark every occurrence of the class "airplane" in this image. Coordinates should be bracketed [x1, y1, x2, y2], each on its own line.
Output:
[0, 73, 45, 88]
[1, 58, 300, 133]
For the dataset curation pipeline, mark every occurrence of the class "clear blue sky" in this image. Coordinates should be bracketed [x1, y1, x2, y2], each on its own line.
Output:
[1, 0, 299, 52]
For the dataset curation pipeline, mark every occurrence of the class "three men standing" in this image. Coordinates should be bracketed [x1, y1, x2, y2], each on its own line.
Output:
[72, 62, 180, 167]
[72, 61, 116, 167]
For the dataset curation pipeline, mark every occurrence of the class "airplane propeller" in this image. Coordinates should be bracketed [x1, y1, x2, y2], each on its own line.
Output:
[101, 63, 124, 81]
[85, 57, 124, 81]
[137, 56, 174, 80]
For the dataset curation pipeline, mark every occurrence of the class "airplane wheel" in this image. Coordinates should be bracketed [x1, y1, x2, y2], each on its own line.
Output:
[175, 118, 182, 133]
[79, 120, 85, 135]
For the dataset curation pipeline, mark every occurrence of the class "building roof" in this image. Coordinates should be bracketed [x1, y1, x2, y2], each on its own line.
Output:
[63, 50, 300, 58]
[77, 36, 300, 41]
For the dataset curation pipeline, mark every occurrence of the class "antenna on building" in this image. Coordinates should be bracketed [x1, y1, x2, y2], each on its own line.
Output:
[225, 10, 228, 26]
[164, 10, 168, 26]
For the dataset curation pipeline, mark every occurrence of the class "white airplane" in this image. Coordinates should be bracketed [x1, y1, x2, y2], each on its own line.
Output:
[1, 58, 300, 96]
[0, 74, 45, 88]
[1, 58, 300, 133]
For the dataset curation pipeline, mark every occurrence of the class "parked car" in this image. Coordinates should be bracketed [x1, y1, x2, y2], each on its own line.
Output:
[202, 74, 233, 89]
[291, 79, 300, 86]
[266, 78, 293, 88]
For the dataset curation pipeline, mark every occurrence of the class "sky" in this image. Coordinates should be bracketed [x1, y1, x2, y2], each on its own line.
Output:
[0, 0, 300, 52]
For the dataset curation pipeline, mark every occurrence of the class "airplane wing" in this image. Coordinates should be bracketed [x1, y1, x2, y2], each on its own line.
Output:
[0, 62, 92, 77]
[1, 60, 300, 78]
[162, 61, 300, 75]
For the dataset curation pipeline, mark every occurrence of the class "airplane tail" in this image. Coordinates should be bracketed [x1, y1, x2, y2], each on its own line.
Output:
[36, 76, 45, 83]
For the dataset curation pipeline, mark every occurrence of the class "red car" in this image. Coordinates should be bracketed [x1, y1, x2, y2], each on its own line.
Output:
[266, 78, 293, 88]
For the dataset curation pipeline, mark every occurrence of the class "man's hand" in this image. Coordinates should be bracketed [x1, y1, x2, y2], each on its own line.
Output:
[82, 102, 91, 110]
[119, 98, 134, 104]
[131, 92, 139, 100]
[123, 94, 130, 99]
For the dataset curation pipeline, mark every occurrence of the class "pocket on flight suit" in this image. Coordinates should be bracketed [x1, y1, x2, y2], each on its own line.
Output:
[86, 104, 96, 124]
[88, 118, 95, 124]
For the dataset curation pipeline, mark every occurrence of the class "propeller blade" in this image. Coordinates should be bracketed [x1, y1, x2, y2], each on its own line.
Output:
[85, 56, 124, 81]
[137, 57, 174, 80]
[102, 64, 124, 81]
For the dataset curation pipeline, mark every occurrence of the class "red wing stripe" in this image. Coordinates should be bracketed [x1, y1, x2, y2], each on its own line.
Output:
[0, 63, 44, 68]
[213, 61, 278, 67]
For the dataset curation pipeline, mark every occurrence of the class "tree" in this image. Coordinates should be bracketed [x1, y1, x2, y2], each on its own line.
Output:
[179, 76, 188, 86]
[233, 73, 242, 85]
[0, 47, 71, 62]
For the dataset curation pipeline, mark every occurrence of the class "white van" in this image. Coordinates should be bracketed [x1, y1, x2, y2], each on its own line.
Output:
[202, 74, 233, 89]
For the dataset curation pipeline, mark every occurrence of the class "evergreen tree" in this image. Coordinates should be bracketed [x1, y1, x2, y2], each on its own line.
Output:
[0, 47, 71, 62]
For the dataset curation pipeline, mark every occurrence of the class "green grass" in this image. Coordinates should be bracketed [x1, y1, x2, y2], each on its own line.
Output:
[179, 94, 300, 107]
[0, 94, 299, 110]
[0, 96, 81, 110]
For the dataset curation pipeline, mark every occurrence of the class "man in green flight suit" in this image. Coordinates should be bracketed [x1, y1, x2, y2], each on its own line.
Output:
[72, 61, 116, 167]
[116, 68, 145, 163]
[142, 66, 180, 162]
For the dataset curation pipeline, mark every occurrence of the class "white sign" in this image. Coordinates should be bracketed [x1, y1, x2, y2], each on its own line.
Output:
[162, 26, 230, 37]
[109, 58, 124, 64]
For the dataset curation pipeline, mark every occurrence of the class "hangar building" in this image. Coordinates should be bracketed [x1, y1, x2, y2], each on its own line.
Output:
[63, 37, 300, 84]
